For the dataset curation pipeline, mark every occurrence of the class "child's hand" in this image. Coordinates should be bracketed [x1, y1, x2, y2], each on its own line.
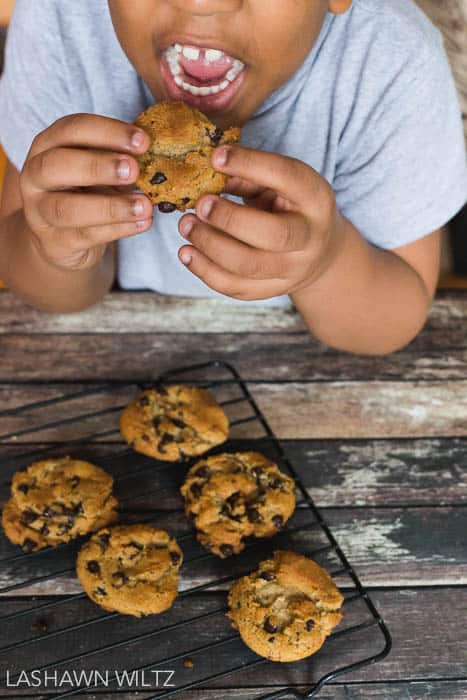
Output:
[178, 146, 341, 300]
[19, 114, 153, 270]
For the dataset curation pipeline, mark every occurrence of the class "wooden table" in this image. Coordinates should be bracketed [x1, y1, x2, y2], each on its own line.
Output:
[0, 289, 466, 699]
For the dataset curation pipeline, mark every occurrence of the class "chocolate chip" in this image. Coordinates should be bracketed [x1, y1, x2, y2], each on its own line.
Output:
[158, 201, 177, 213]
[210, 127, 224, 146]
[70, 476, 80, 489]
[259, 571, 275, 581]
[94, 587, 107, 597]
[139, 396, 151, 407]
[21, 509, 37, 525]
[142, 434, 151, 442]
[87, 560, 100, 575]
[170, 551, 181, 565]
[190, 482, 202, 499]
[226, 492, 240, 508]
[22, 538, 37, 553]
[181, 197, 190, 206]
[99, 533, 111, 549]
[17, 483, 29, 494]
[43, 507, 56, 518]
[272, 515, 284, 530]
[155, 383, 169, 396]
[111, 571, 129, 587]
[123, 541, 143, 559]
[220, 544, 234, 557]
[268, 637, 275, 643]
[153, 416, 162, 429]
[194, 466, 210, 479]
[264, 617, 278, 634]
[306, 619, 315, 631]
[246, 507, 262, 523]
[158, 433, 175, 453]
[220, 504, 242, 522]
[40, 524, 50, 536]
[269, 478, 284, 490]
[172, 417, 186, 429]
[31, 618, 48, 633]
[252, 467, 264, 483]
[150, 171, 167, 185]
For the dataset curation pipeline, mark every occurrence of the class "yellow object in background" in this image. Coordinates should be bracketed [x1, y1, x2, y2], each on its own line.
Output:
[0, 0, 15, 25]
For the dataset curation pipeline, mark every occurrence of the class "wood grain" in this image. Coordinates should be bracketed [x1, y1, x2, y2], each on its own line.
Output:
[3, 333, 467, 382]
[2, 379, 467, 440]
[0, 589, 463, 691]
[2, 438, 465, 507]
[0, 290, 466, 338]
[0, 505, 464, 592]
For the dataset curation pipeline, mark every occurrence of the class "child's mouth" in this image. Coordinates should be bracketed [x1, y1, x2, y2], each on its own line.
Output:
[160, 43, 246, 112]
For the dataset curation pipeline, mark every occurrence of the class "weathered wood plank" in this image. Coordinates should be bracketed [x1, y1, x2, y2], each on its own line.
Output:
[0, 506, 465, 593]
[0, 589, 463, 692]
[2, 381, 467, 441]
[0, 292, 304, 334]
[27, 682, 464, 700]
[3, 333, 467, 382]
[249, 381, 467, 439]
[0, 290, 466, 342]
[2, 438, 466, 507]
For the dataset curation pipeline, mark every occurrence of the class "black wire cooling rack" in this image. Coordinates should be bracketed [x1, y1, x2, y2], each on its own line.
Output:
[0, 360, 391, 699]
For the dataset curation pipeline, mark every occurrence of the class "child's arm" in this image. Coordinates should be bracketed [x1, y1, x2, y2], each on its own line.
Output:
[177, 145, 440, 355]
[0, 114, 152, 312]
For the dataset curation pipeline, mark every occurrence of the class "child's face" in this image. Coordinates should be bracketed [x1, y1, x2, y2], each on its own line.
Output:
[108, 0, 330, 128]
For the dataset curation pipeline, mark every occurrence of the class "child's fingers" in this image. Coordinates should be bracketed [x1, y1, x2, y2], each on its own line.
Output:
[76, 219, 153, 246]
[191, 195, 309, 252]
[38, 192, 152, 229]
[25, 147, 140, 191]
[50, 219, 153, 253]
[222, 176, 266, 199]
[213, 146, 328, 210]
[180, 218, 291, 280]
[29, 113, 150, 158]
[178, 246, 285, 301]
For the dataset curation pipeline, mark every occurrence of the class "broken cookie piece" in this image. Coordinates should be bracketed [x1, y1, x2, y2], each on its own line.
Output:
[134, 101, 241, 212]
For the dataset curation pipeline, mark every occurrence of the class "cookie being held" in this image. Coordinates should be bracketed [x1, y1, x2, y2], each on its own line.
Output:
[76, 525, 183, 617]
[180, 452, 296, 557]
[228, 550, 343, 662]
[135, 101, 241, 212]
[2, 457, 118, 553]
[120, 384, 229, 462]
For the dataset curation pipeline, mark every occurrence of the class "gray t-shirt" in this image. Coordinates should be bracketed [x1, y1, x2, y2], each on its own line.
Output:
[1, 0, 466, 306]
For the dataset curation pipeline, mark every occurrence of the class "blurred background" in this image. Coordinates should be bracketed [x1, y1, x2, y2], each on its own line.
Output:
[0, 0, 465, 285]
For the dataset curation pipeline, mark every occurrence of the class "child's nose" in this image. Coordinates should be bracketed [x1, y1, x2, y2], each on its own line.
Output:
[169, 0, 243, 15]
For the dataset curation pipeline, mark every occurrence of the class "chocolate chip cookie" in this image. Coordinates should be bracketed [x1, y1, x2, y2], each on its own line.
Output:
[227, 550, 343, 662]
[2, 457, 118, 552]
[120, 384, 229, 462]
[135, 101, 241, 212]
[180, 452, 296, 557]
[76, 525, 183, 617]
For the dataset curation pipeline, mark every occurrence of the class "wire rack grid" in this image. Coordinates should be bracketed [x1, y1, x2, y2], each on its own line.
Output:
[0, 360, 391, 699]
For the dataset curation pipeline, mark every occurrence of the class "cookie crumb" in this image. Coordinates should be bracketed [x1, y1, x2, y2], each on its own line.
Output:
[183, 658, 194, 669]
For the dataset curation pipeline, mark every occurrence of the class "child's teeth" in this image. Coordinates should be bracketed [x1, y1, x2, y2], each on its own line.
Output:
[165, 45, 245, 96]
[205, 49, 224, 62]
[182, 46, 200, 61]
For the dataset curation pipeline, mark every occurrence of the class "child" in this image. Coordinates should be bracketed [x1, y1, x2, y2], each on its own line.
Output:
[0, 0, 466, 354]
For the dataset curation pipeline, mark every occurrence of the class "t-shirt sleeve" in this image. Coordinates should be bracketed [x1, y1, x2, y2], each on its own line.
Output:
[333, 28, 467, 250]
[0, 0, 71, 172]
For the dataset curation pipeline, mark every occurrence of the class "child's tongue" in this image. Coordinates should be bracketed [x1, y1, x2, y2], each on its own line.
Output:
[179, 48, 235, 83]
